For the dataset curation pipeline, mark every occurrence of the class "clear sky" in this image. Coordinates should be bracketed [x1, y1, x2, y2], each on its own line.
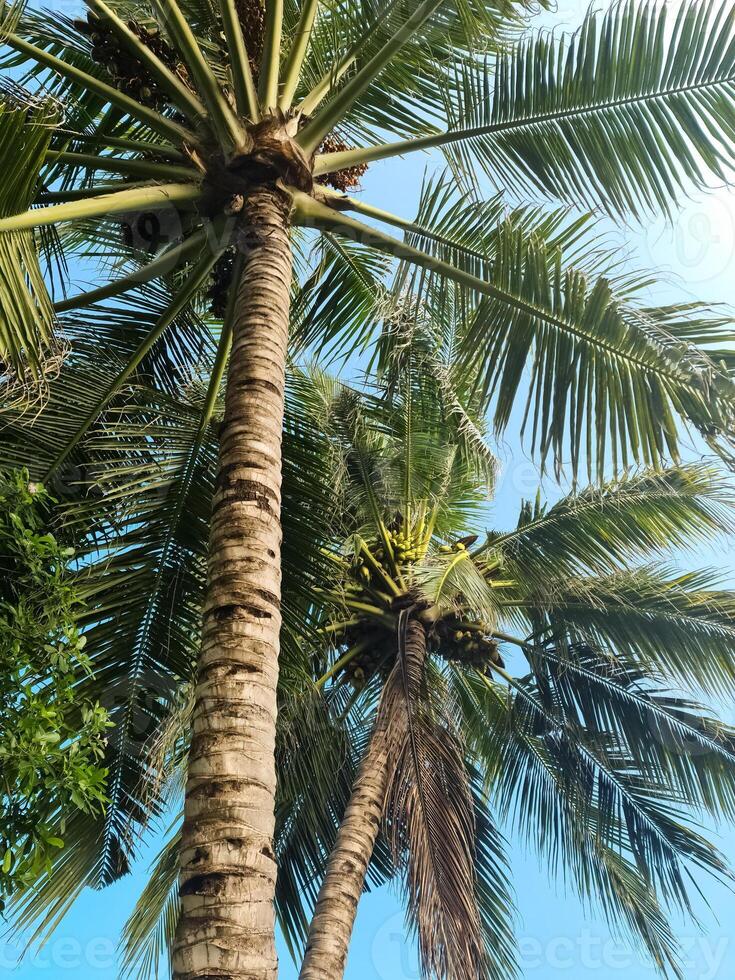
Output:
[3, 0, 735, 977]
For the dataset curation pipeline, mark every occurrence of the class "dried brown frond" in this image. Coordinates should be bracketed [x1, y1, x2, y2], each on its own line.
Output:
[380, 615, 487, 980]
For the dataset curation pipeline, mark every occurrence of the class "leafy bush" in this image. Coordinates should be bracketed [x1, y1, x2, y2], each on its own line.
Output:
[0, 469, 109, 910]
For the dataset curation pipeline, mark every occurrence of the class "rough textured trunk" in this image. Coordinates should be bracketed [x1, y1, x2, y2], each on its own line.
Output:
[173, 184, 292, 980]
[299, 619, 428, 980]
[298, 722, 391, 980]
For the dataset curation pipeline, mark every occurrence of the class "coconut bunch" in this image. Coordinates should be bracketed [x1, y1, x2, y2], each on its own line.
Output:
[74, 12, 190, 112]
[315, 133, 368, 192]
[207, 247, 238, 318]
[323, 513, 506, 689]
[437, 617, 504, 670]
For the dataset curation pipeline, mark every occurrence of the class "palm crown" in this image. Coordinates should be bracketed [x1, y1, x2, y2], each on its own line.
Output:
[1, 0, 735, 478]
[288, 363, 735, 980]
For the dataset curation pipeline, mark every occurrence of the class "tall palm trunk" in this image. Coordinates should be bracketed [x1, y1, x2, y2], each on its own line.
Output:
[299, 618, 428, 980]
[173, 185, 292, 980]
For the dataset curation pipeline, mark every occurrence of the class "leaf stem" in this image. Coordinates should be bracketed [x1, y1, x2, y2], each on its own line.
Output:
[3, 33, 198, 146]
[259, 0, 284, 109]
[296, 0, 443, 154]
[44, 150, 198, 182]
[0, 183, 202, 233]
[218, 0, 260, 120]
[151, 0, 246, 150]
[86, 0, 209, 126]
[278, 0, 319, 109]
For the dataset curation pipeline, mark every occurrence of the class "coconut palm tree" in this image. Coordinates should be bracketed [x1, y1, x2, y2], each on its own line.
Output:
[4, 0, 735, 975]
[294, 372, 735, 980]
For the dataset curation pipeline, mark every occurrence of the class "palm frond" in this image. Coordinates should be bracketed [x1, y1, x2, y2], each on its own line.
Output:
[297, 191, 735, 482]
[382, 617, 488, 980]
[491, 464, 733, 586]
[0, 88, 59, 385]
[526, 566, 735, 697]
[119, 826, 180, 980]
[449, 0, 735, 217]
[527, 641, 735, 821]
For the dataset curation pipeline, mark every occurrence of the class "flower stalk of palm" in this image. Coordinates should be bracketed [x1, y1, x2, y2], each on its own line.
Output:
[4, 1, 735, 977]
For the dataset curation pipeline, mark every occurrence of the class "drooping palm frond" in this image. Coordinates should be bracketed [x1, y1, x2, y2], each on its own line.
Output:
[0, 87, 59, 386]
[290, 230, 389, 362]
[119, 826, 180, 980]
[297, 188, 735, 483]
[521, 566, 735, 698]
[490, 464, 734, 587]
[450, 666, 725, 978]
[527, 641, 735, 821]
[381, 617, 495, 980]
[467, 668, 685, 974]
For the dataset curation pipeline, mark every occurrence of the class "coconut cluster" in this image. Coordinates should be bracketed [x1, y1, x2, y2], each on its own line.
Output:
[207, 247, 238, 318]
[75, 12, 189, 112]
[316, 133, 369, 192]
[328, 522, 505, 688]
[436, 617, 504, 670]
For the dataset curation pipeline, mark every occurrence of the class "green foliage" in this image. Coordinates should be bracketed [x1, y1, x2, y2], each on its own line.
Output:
[0, 469, 109, 911]
[457, 0, 735, 217]
[0, 88, 58, 385]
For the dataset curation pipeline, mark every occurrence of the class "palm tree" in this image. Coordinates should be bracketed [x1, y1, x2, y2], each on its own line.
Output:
[4, 0, 735, 975]
[293, 374, 735, 980]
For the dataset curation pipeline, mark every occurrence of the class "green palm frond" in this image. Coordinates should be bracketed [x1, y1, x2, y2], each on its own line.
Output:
[298, 0, 546, 149]
[297, 191, 735, 482]
[291, 231, 389, 361]
[456, 227, 735, 481]
[320, 0, 735, 219]
[490, 464, 733, 586]
[527, 566, 735, 697]
[449, 0, 735, 217]
[527, 641, 735, 820]
[120, 826, 180, 980]
[0, 88, 58, 385]
[453, 668, 686, 976]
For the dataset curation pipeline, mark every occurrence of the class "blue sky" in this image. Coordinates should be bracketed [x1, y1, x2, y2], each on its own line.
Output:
[3, 0, 735, 977]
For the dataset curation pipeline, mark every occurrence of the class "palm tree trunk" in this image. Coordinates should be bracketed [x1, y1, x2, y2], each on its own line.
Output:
[298, 723, 390, 980]
[299, 618, 428, 980]
[173, 185, 292, 980]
